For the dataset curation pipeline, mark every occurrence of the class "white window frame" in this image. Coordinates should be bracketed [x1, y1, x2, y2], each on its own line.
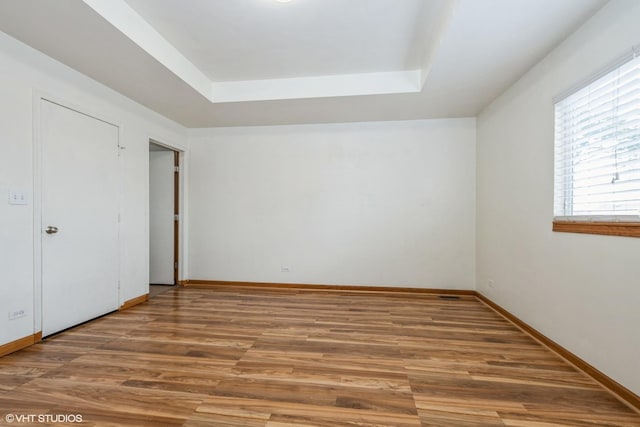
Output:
[553, 46, 640, 238]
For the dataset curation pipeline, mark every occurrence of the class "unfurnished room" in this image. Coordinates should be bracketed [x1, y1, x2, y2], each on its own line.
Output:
[0, 0, 639, 425]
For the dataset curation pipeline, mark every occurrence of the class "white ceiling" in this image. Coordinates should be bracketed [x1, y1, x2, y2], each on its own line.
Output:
[0, 0, 606, 127]
[125, 0, 428, 81]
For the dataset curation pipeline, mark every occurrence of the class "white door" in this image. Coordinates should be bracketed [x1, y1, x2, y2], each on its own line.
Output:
[149, 150, 175, 284]
[41, 100, 119, 336]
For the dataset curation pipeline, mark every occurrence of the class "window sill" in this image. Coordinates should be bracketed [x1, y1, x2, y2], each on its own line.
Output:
[553, 220, 640, 238]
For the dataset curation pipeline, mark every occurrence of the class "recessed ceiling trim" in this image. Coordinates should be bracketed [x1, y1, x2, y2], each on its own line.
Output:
[82, 0, 212, 100]
[418, 0, 459, 87]
[83, 0, 425, 103]
[211, 70, 422, 103]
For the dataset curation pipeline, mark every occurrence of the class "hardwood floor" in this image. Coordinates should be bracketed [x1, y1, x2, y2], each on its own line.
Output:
[0, 286, 638, 426]
[149, 284, 176, 298]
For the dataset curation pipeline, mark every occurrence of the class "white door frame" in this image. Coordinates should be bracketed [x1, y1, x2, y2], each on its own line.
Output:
[32, 93, 122, 335]
[147, 138, 187, 286]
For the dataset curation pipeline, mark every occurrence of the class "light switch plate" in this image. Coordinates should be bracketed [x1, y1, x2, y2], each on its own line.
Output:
[8, 190, 28, 205]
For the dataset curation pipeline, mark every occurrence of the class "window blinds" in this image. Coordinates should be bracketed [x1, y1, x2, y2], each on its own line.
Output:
[554, 53, 640, 220]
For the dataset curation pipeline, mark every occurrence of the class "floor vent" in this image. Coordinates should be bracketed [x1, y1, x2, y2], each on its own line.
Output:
[438, 295, 461, 300]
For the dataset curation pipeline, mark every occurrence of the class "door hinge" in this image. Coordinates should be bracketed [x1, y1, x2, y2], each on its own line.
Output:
[174, 262, 178, 270]
[174, 214, 180, 221]
[174, 166, 180, 173]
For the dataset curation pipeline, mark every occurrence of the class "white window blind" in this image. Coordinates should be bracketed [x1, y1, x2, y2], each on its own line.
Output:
[554, 52, 640, 221]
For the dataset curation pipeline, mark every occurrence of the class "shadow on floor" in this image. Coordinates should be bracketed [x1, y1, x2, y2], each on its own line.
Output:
[149, 284, 175, 298]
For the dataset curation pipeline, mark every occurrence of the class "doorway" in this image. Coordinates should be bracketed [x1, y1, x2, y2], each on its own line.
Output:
[149, 141, 179, 287]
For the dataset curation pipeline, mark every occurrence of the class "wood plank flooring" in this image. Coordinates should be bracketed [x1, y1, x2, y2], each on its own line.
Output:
[0, 286, 638, 426]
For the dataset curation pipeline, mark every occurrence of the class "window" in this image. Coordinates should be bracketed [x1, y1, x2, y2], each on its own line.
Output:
[553, 49, 640, 238]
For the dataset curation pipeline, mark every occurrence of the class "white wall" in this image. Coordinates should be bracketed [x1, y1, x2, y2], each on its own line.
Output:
[0, 31, 186, 347]
[0, 82, 34, 345]
[476, 0, 640, 395]
[188, 119, 476, 288]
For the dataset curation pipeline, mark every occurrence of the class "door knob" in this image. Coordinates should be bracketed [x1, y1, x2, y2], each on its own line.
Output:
[45, 226, 59, 234]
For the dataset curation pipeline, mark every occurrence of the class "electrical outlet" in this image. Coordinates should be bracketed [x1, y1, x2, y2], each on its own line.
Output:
[8, 309, 26, 320]
[488, 279, 495, 289]
[281, 266, 290, 273]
